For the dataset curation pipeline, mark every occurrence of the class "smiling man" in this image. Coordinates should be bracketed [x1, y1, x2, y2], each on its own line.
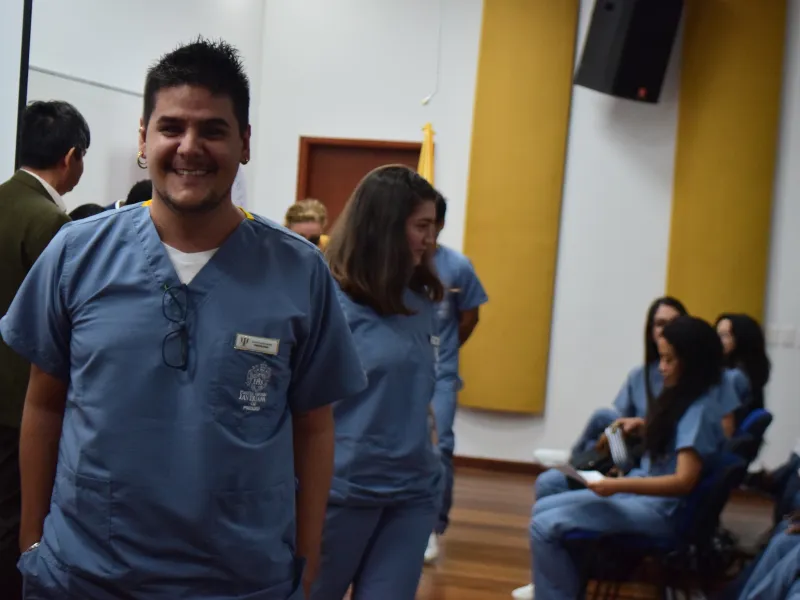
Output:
[0, 39, 366, 600]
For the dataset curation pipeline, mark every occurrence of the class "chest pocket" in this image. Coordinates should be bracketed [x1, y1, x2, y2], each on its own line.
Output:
[210, 330, 293, 444]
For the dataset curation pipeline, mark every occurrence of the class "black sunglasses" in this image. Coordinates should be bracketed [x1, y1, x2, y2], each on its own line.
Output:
[162, 284, 189, 370]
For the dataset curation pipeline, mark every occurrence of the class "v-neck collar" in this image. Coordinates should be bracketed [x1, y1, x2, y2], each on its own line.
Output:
[131, 204, 253, 301]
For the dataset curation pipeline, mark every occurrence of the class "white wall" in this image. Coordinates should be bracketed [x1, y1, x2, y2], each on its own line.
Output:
[454, 0, 682, 462]
[27, 0, 265, 211]
[252, 0, 696, 464]
[252, 0, 483, 252]
[762, 0, 800, 469]
[0, 0, 25, 176]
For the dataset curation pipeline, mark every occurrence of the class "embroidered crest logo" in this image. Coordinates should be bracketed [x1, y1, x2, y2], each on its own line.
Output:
[239, 363, 271, 412]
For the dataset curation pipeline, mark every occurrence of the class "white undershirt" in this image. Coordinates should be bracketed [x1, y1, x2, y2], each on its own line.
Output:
[163, 243, 218, 285]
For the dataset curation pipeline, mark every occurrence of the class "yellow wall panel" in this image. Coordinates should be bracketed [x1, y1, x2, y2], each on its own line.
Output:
[460, 0, 579, 414]
[666, 0, 787, 322]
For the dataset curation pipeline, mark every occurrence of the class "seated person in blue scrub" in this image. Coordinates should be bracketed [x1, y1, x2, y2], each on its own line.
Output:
[310, 165, 444, 600]
[569, 296, 687, 460]
[715, 313, 771, 431]
[0, 38, 367, 600]
[424, 191, 488, 564]
[745, 441, 800, 524]
[514, 316, 727, 600]
[724, 513, 800, 599]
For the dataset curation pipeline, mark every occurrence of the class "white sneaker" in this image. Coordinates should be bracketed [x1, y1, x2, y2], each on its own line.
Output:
[532, 448, 570, 467]
[424, 533, 439, 564]
[511, 583, 534, 599]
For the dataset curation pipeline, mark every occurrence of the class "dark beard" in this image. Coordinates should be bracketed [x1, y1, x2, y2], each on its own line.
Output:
[156, 185, 231, 215]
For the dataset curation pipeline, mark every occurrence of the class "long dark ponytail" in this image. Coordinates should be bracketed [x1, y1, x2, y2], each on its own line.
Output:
[644, 316, 722, 458]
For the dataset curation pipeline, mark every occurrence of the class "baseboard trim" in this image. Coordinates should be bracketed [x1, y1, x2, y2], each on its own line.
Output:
[453, 455, 545, 476]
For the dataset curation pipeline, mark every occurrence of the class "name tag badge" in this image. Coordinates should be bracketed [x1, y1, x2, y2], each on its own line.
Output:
[234, 334, 280, 356]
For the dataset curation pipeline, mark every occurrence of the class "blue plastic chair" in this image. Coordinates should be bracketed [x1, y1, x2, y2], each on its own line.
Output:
[729, 408, 773, 466]
[562, 452, 747, 599]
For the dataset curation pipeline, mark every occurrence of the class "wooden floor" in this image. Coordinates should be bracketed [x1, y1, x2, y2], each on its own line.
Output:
[415, 467, 773, 599]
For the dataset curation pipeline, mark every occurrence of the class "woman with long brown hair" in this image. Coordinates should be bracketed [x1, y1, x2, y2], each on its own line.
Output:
[310, 165, 444, 600]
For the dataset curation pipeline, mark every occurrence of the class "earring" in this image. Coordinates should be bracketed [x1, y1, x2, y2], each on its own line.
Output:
[137, 151, 147, 170]
[241, 157, 250, 165]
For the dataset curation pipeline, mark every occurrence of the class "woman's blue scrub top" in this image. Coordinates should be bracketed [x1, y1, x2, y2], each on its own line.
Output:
[330, 287, 442, 506]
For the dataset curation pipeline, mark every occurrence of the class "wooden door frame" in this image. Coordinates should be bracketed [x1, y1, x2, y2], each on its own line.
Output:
[296, 136, 424, 201]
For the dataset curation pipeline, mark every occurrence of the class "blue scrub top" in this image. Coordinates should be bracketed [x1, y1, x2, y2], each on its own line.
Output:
[632, 391, 726, 517]
[723, 367, 750, 409]
[433, 245, 488, 387]
[0, 205, 367, 598]
[613, 362, 662, 418]
[330, 287, 442, 506]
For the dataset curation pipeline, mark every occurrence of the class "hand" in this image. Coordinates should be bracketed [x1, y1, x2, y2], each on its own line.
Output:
[615, 417, 645, 435]
[587, 477, 621, 497]
[595, 434, 609, 453]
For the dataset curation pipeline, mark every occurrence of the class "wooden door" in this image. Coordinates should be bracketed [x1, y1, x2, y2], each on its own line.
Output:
[296, 137, 422, 229]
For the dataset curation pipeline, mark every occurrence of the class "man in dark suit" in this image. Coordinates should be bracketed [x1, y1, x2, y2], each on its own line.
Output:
[0, 100, 89, 597]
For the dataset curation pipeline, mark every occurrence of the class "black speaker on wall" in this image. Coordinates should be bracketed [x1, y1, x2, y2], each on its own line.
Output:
[574, 0, 683, 104]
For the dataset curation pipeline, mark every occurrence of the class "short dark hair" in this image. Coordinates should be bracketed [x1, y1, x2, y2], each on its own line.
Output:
[435, 191, 447, 225]
[18, 101, 90, 170]
[143, 37, 250, 134]
[68, 203, 105, 221]
[326, 165, 444, 316]
[125, 179, 153, 206]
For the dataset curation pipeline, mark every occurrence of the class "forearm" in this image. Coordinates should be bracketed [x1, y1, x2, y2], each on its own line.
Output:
[293, 406, 335, 591]
[458, 323, 476, 345]
[722, 413, 735, 438]
[614, 474, 695, 497]
[458, 311, 479, 345]
[18, 403, 64, 550]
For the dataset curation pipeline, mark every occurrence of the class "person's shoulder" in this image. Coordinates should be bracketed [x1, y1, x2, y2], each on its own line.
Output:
[249, 213, 324, 260]
[724, 367, 750, 387]
[688, 388, 725, 421]
[437, 244, 472, 268]
[61, 203, 129, 235]
[627, 364, 649, 381]
[0, 177, 64, 221]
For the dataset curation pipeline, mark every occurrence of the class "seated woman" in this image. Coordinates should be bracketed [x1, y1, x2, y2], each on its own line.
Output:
[715, 313, 771, 431]
[569, 296, 688, 458]
[745, 445, 800, 525]
[725, 515, 800, 599]
[514, 316, 727, 600]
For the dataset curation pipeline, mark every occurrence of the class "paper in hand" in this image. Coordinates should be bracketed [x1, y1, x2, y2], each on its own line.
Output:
[555, 464, 589, 485]
[554, 464, 606, 486]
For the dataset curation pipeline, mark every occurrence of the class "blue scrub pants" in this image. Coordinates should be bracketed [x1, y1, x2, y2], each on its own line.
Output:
[310, 498, 438, 600]
[571, 408, 619, 457]
[431, 380, 458, 534]
[737, 527, 800, 600]
[529, 490, 673, 600]
[534, 469, 571, 500]
[720, 521, 787, 599]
